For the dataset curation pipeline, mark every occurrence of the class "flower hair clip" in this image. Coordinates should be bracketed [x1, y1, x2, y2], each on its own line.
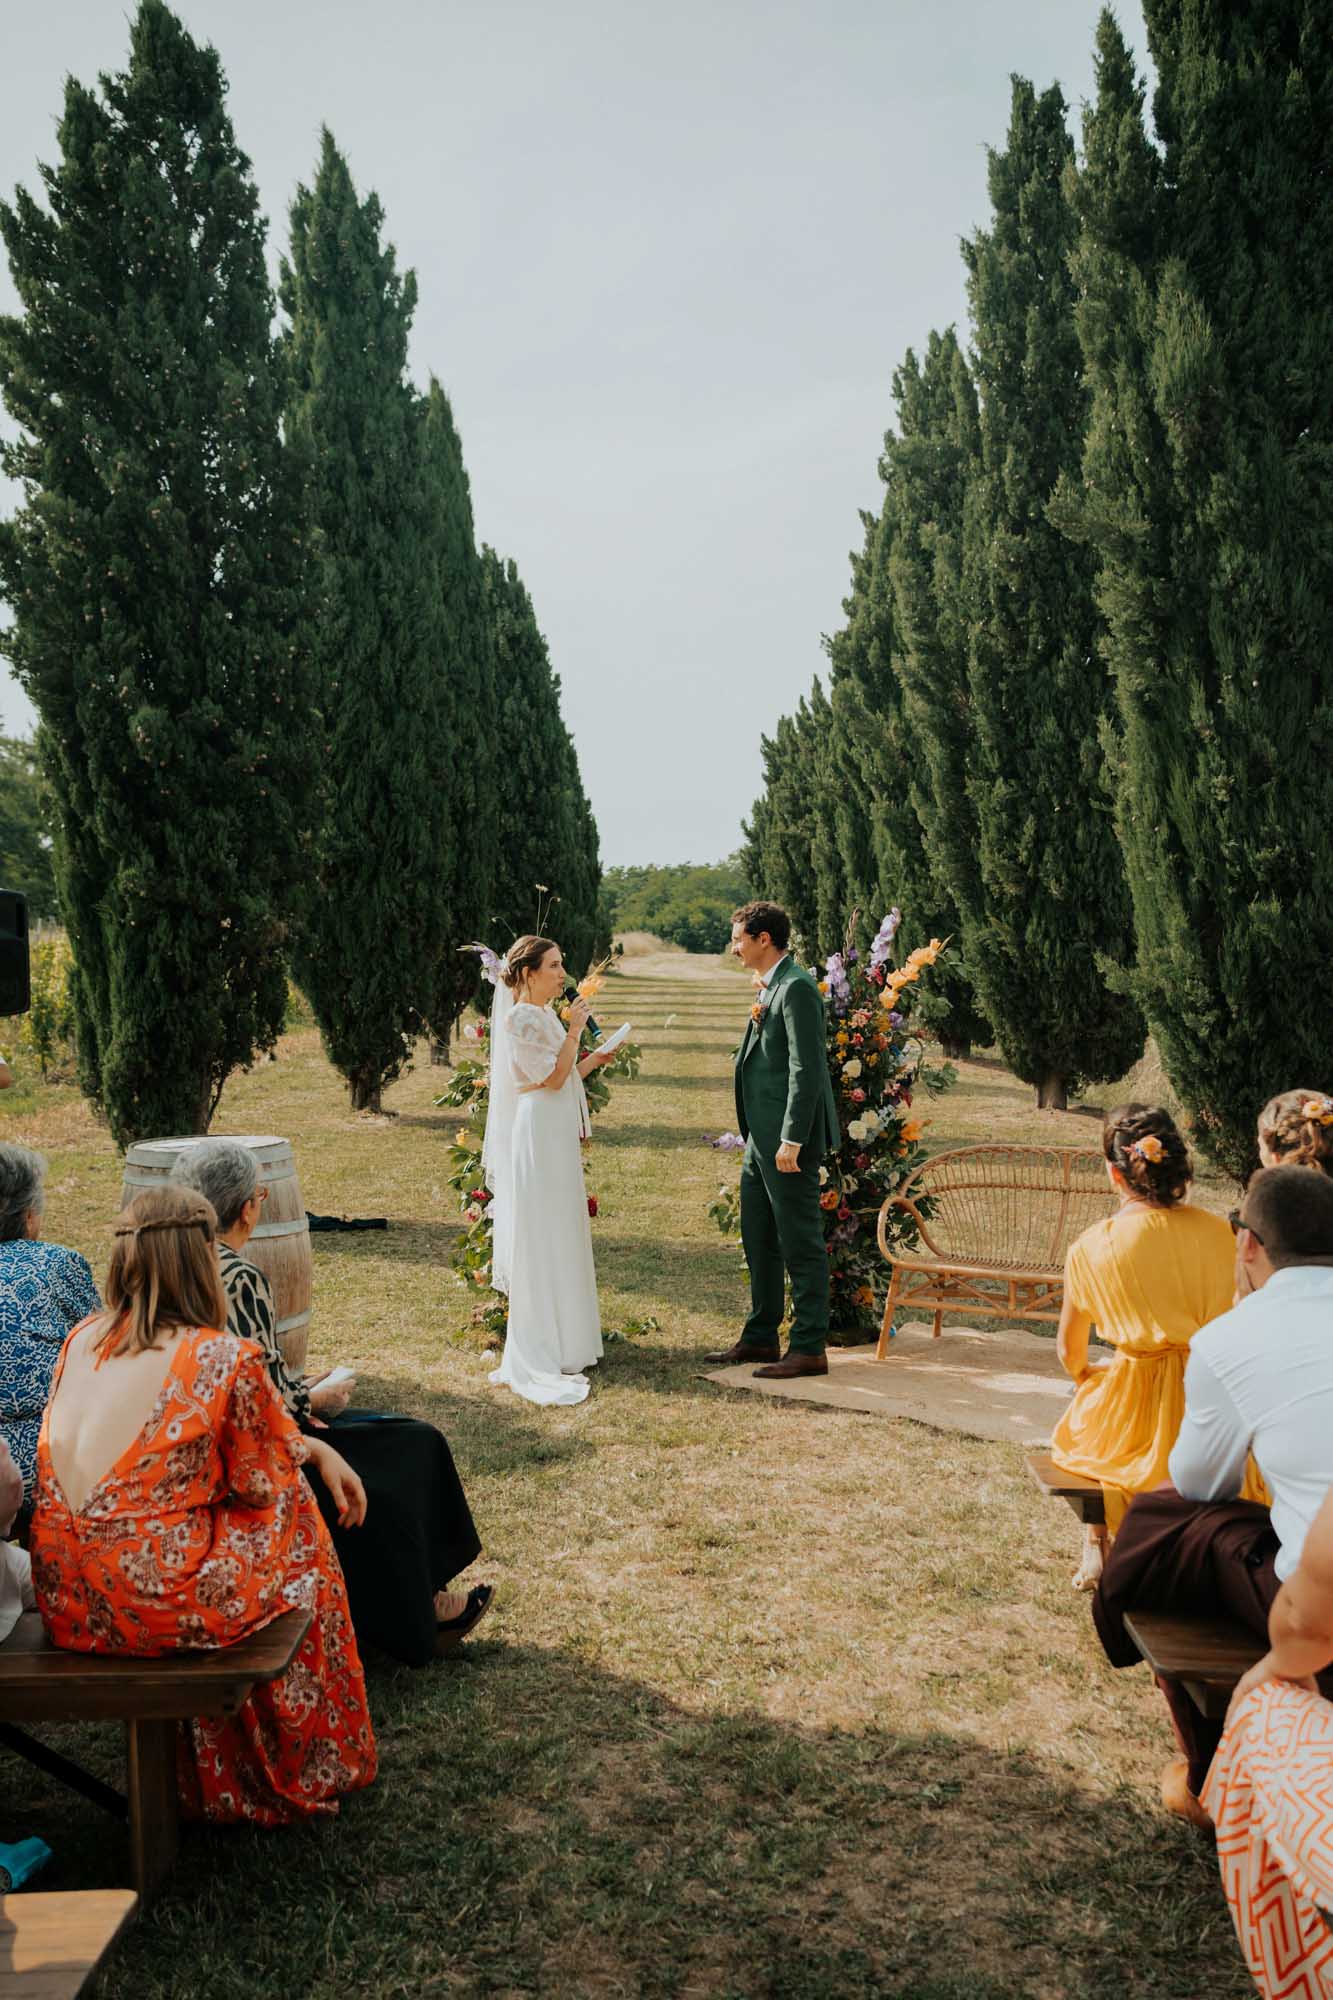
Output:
[1301, 1096, 1333, 1126]
[1129, 1134, 1165, 1164]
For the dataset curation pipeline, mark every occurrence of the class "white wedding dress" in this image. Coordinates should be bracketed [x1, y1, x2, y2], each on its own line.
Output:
[484, 994, 603, 1406]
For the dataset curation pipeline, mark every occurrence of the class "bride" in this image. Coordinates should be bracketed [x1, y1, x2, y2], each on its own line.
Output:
[484, 935, 615, 1406]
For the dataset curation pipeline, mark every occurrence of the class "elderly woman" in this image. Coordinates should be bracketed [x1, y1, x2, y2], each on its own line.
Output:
[172, 1140, 492, 1665]
[0, 1145, 101, 1500]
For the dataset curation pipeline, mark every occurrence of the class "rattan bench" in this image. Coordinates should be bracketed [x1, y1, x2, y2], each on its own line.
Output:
[875, 1144, 1119, 1358]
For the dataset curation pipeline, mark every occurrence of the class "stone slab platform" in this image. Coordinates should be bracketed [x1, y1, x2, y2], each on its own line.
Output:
[703, 1320, 1079, 1447]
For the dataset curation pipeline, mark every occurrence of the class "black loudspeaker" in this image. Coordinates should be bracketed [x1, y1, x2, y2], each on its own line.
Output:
[0, 891, 31, 1017]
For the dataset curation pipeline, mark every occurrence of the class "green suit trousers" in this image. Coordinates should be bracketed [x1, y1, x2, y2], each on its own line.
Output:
[739, 1134, 829, 1355]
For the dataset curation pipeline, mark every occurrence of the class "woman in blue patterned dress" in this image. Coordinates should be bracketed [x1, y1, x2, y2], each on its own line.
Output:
[0, 1146, 101, 1500]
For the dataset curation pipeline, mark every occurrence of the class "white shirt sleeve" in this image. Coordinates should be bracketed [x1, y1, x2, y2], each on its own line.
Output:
[1168, 1348, 1252, 1501]
[506, 1008, 561, 1087]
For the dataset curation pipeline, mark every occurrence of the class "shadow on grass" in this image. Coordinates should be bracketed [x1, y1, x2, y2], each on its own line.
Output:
[16, 1642, 1248, 2000]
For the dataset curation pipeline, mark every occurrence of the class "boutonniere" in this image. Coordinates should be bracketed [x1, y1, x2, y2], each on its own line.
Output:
[750, 1000, 764, 1025]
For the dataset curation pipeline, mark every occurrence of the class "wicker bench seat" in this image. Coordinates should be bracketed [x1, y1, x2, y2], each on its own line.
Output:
[875, 1144, 1119, 1357]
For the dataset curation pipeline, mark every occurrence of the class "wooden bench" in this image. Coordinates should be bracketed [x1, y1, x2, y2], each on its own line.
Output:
[876, 1144, 1119, 1357]
[1122, 1610, 1264, 1719]
[0, 1607, 310, 1902]
[0, 1889, 137, 1998]
[1026, 1450, 1106, 1525]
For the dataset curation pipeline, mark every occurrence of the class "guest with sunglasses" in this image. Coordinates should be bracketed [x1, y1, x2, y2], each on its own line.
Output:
[1093, 1166, 1333, 1828]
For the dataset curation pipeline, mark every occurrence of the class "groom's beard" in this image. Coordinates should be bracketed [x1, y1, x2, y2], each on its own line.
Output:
[564, 982, 601, 1039]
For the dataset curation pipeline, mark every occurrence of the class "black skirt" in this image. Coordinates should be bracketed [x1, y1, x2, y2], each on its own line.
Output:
[303, 1411, 482, 1668]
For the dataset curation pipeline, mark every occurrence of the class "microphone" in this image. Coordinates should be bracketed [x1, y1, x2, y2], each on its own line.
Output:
[564, 981, 601, 1040]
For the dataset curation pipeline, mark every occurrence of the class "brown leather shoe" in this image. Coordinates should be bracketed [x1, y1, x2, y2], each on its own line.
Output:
[704, 1341, 781, 1365]
[752, 1352, 829, 1379]
[1160, 1757, 1213, 1832]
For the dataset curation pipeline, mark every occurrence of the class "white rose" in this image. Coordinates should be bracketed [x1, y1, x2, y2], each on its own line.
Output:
[848, 1118, 868, 1142]
[842, 1058, 862, 1079]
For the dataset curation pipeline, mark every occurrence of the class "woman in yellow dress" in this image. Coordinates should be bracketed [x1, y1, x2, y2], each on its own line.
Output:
[1051, 1104, 1236, 1590]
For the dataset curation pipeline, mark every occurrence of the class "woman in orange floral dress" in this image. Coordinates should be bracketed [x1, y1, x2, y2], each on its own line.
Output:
[29, 1184, 377, 1824]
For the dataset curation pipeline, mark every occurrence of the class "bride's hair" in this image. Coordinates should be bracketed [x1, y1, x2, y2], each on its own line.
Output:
[502, 934, 559, 991]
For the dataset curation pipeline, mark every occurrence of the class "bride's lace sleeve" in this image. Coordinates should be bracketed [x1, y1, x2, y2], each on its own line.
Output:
[506, 1007, 561, 1086]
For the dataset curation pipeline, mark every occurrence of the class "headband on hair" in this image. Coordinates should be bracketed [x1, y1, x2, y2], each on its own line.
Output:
[1301, 1096, 1333, 1127]
[1128, 1135, 1165, 1164]
[113, 1215, 213, 1239]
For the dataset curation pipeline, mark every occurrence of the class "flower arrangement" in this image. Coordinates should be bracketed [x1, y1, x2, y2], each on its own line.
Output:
[709, 910, 955, 1336]
[435, 945, 641, 1315]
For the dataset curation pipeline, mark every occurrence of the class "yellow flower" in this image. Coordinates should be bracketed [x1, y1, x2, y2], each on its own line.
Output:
[854, 1284, 875, 1310]
[454, 1127, 470, 1146]
[901, 1119, 923, 1145]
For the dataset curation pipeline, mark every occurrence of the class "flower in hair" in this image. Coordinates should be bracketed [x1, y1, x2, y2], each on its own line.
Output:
[1130, 1135, 1165, 1164]
[1301, 1096, 1333, 1126]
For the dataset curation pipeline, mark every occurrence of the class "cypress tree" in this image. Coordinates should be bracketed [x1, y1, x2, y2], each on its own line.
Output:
[0, 0, 314, 1145]
[959, 78, 1143, 1107]
[805, 677, 850, 959]
[744, 707, 821, 951]
[418, 379, 495, 1043]
[828, 467, 988, 1053]
[1060, 5, 1333, 1177]
[482, 549, 604, 973]
[282, 132, 465, 1112]
[885, 333, 986, 964]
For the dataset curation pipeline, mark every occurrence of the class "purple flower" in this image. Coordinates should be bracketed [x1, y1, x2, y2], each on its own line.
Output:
[824, 952, 852, 1015]
[869, 909, 902, 973]
[471, 944, 504, 986]
[705, 1132, 746, 1151]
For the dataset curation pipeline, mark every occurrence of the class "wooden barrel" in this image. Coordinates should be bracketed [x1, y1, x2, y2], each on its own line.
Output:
[120, 1135, 313, 1373]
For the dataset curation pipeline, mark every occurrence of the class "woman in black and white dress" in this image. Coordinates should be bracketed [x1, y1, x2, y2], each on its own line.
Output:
[174, 1140, 492, 1665]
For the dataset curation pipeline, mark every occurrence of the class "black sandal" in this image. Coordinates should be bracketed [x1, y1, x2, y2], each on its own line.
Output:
[434, 1583, 495, 1656]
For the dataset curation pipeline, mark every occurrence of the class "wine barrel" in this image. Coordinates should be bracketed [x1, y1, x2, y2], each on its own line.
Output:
[120, 1135, 313, 1373]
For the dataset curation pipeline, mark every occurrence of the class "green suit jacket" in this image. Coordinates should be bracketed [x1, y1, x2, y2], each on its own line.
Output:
[734, 956, 841, 1160]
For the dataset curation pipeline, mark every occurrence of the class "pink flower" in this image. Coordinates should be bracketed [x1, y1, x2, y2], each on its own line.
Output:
[852, 1087, 867, 1104]
[837, 1204, 853, 1223]
[465, 1203, 483, 1223]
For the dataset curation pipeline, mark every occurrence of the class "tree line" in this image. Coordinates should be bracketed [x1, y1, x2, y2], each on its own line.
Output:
[0, 0, 604, 1141]
[744, 2, 1333, 1177]
[602, 857, 753, 956]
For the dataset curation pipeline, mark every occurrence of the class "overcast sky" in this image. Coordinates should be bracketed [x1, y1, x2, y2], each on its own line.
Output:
[0, 1, 1149, 866]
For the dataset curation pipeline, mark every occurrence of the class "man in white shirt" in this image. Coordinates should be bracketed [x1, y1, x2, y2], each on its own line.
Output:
[1094, 1166, 1333, 1824]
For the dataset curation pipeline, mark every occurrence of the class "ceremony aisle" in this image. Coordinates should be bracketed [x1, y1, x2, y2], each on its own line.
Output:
[2, 945, 1248, 1999]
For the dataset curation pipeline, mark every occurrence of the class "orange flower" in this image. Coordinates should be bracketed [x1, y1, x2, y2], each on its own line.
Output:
[750, 1002, 764, 1024]
[854, 1284, 875, 1310]
[820, 1188, 840, 1210]
[901, 1119, 924, 1145]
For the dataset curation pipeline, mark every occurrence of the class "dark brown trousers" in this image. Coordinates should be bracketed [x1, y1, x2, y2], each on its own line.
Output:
[1092, 1485, 1281, 1795]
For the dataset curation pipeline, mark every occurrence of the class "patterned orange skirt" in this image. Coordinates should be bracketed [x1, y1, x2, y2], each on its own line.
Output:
[1204, 1681, 1333, 1999]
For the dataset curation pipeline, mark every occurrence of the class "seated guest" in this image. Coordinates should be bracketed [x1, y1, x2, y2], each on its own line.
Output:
[1051, 1105, 1238, 1590]
[1094, 1165, 1333, 1826]
[1204, 1482, 1333, 1997]
[172, 1140, 492, 1664]
[0, 1145, 101, 1500]
[0, 1437, 35, 1644]
[1257, 1088, 1333, 1173]
[29, 1185, 377, 1823]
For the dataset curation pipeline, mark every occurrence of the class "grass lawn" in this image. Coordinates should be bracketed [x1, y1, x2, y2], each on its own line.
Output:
[1, 943, 1250, 1998]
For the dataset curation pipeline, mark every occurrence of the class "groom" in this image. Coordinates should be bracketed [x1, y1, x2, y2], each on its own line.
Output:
[706, 900, 840, 1378]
